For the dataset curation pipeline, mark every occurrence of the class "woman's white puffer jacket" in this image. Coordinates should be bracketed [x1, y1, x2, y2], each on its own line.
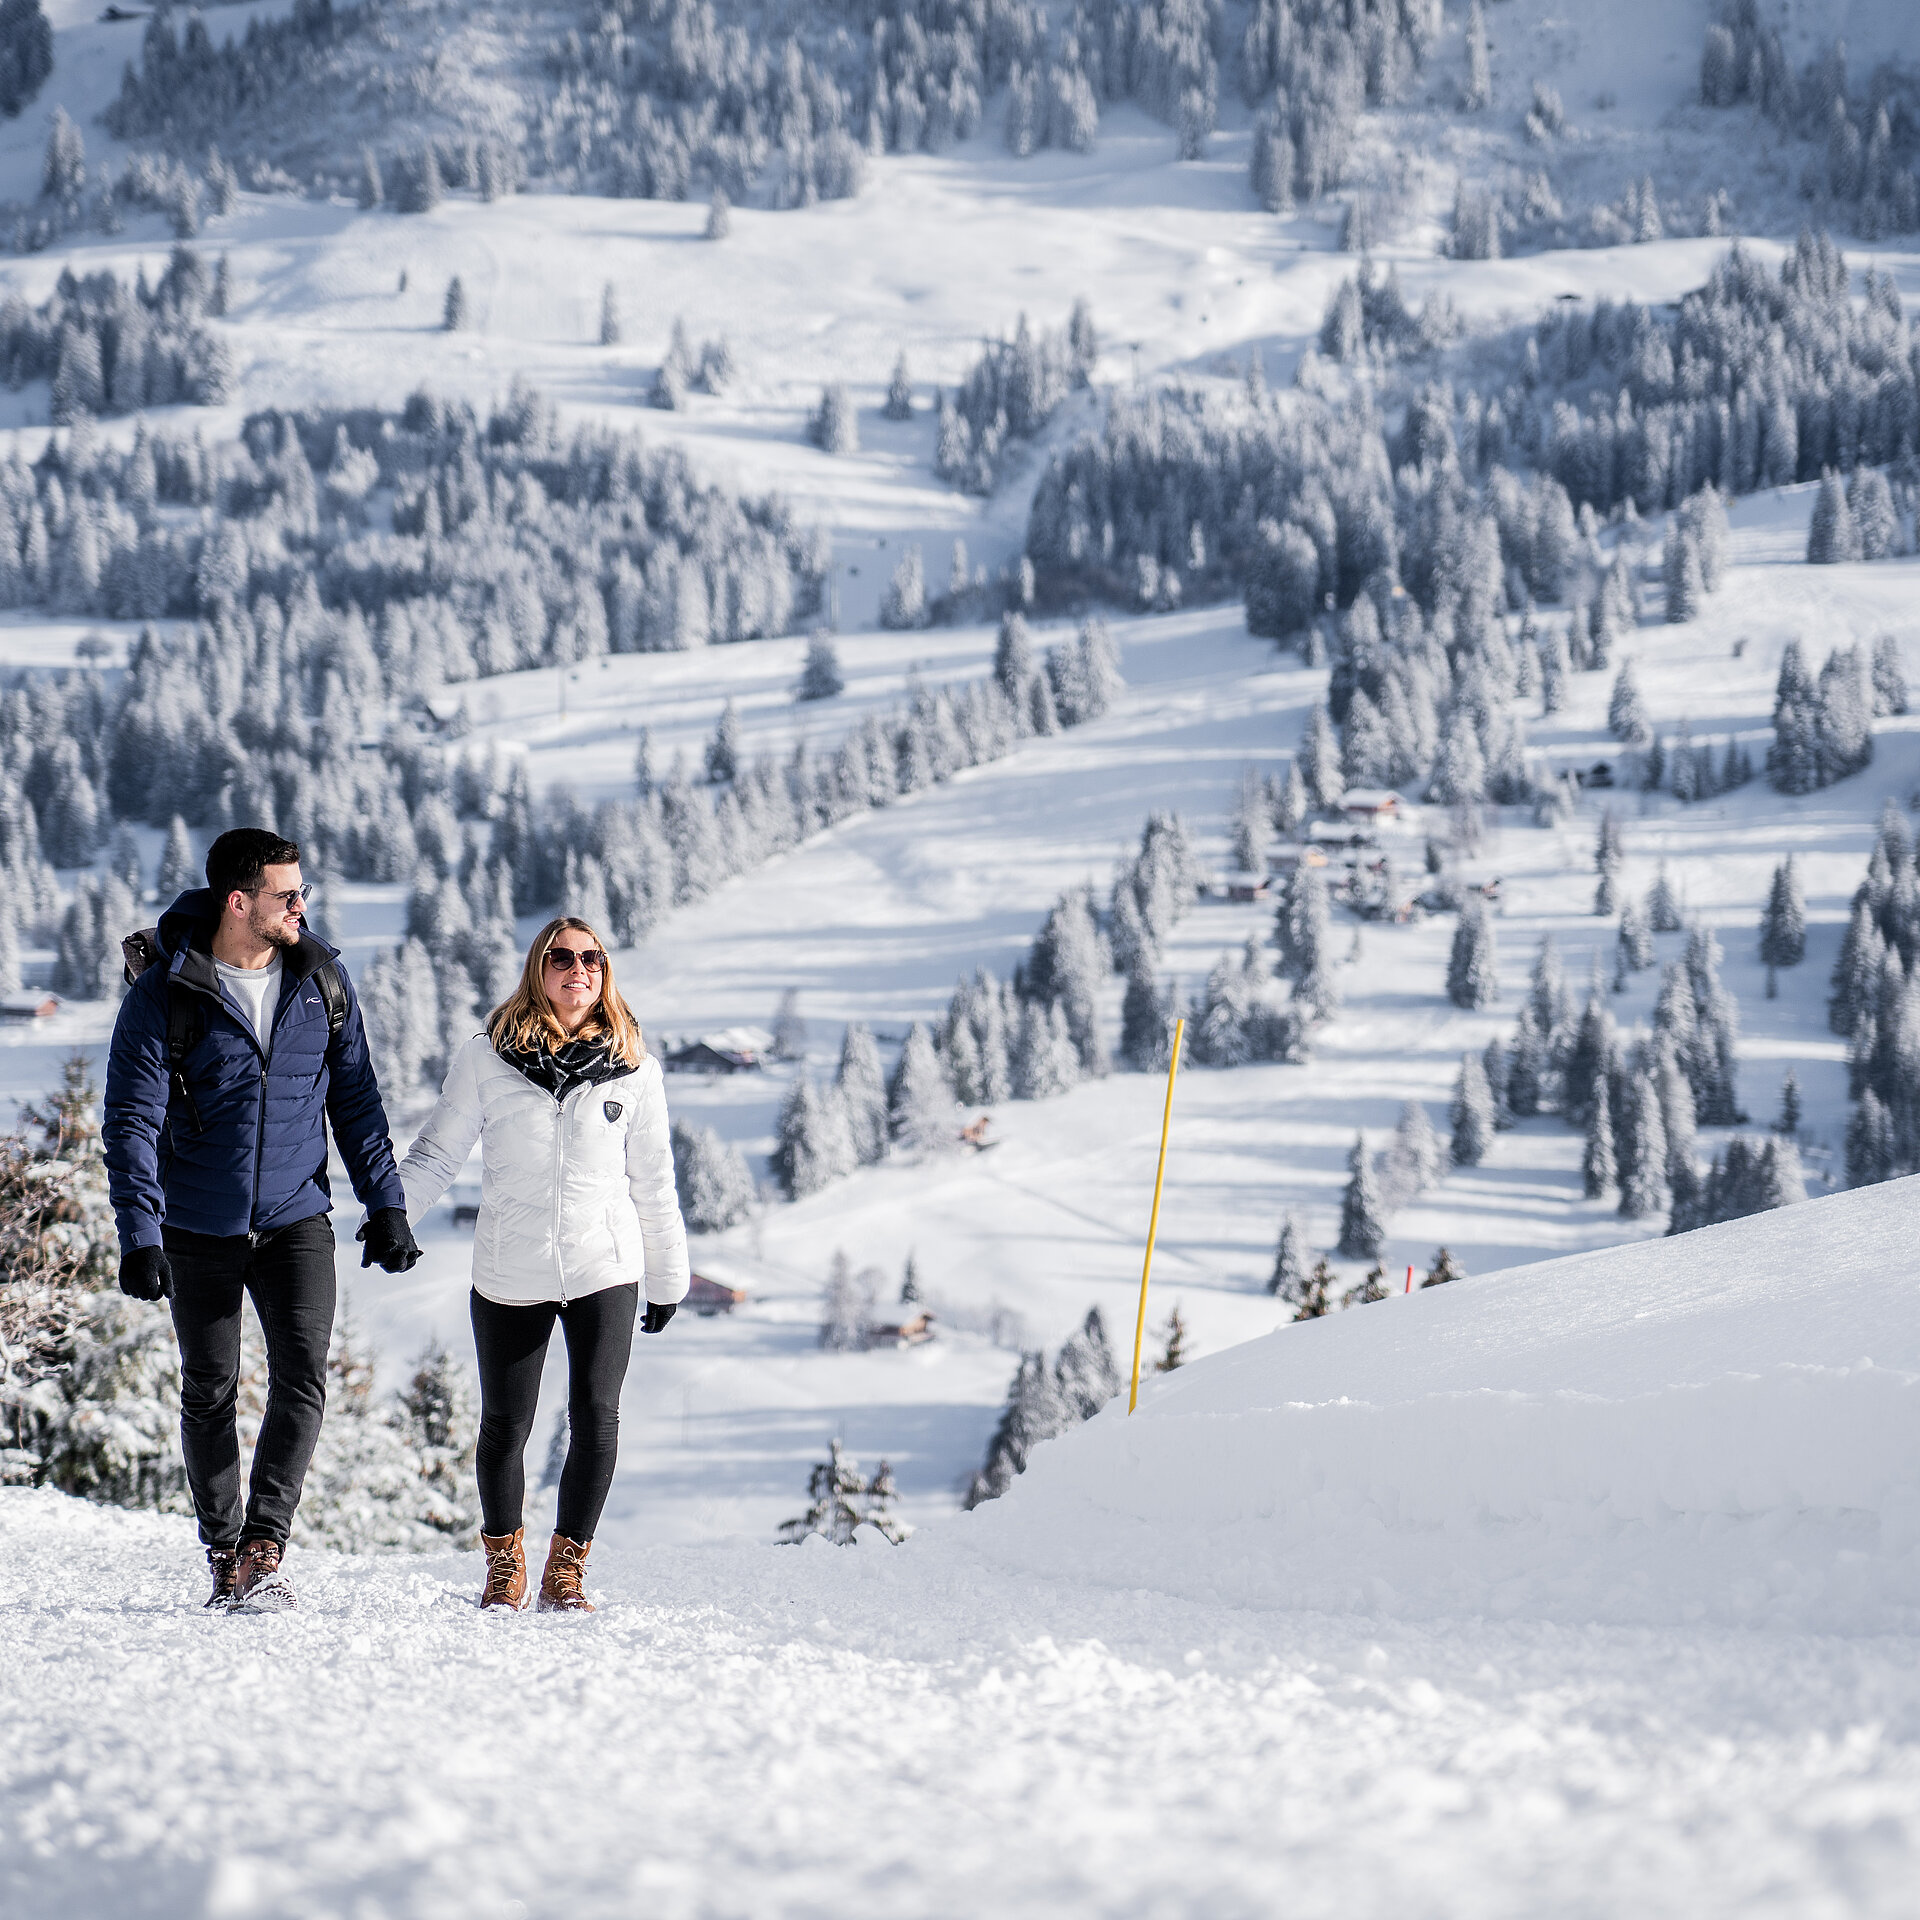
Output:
[397, 1035, 691, 1308]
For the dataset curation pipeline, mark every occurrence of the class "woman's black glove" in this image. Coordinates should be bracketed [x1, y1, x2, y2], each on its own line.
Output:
[641, 1301, 677, 1334]
[357, 1207, 422, 1273]
[119, 1245, 173, 1302]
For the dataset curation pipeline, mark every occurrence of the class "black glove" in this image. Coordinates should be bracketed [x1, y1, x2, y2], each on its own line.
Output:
[641, 1301, 677, 1335]
[119, 1245, 173, 1302]
[356, 1207, 422, 1274]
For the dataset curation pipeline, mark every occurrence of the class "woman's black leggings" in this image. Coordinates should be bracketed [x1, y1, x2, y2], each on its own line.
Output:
[469, 1283, 638, 1543]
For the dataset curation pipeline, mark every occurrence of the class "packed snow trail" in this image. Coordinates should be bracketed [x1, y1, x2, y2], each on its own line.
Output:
[6, 1490, 1920, 1920]
[6, 1180, 1920, 1917]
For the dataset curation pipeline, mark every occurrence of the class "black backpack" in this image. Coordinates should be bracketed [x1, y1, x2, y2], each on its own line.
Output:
[122, 928, 347, 1131]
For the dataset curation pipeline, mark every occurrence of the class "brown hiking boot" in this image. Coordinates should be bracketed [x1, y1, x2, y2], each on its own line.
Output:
[479, 1529, 527, 1610]
[204, 1548, 239, 1610]
[232, 1537, 295, 1613]
[537, 1533, 594, 1613]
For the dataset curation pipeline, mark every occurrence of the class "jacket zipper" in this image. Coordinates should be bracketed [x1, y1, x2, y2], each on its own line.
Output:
[552, 1084, 572, 1304]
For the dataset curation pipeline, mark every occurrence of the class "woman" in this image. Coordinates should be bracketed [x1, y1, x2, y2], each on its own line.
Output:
[398, 917, 689, 1612]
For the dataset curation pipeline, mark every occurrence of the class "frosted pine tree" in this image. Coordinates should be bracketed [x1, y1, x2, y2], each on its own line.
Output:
[1269, 1213, 1309, 1302]
[1617, 1068, 1669, 1219]
[1758, 857, 1806, 969]
[705, 186, 730, 239]
[1446, 900, 1498, 1009]
[1871, 633, 1908, 717]
[1119, 958, 1169, 1071]
[1775, 1069, 1802, 1137]
[156, 814, 194, 904]
[1463, 0, 1491, 110]
[887, 1022, 954, 1152]
[808, 384, 858, 454]
[1450, 1053, 1495, 1167]
[884, 352, 913, 420]
[772, 1078, 837, 1199]
[1618, 897, 1655, 973]
[1648, 863, 1683, 933]
[443, 277, 468, 332]
[1380, 1100, 1443, 1208]
[598, 283, 621, 346]
[1422, 1247, 1466, 1288]
[797, 635, 844, 701]
[1336, 1133, 1386, 1259]
[819, 1252, 874, 1351]
[704, 700, 740, 784]
[1300, 702, 1343, 811]
[879, 546, 926, 629]
[835, 1022, 889, 1165]
[671, 1120, 756, 1231]
[1582, 1081, 1616, 1197]
[1806, 470, 1857, 564]
[1663, 522, 1704, 623]
[1055, 1307, 1121, 1420]
[1608, 661, 1650, 745]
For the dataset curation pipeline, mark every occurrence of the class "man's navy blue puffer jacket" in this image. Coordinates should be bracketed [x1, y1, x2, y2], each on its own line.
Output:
[103, 889, 407, 1251]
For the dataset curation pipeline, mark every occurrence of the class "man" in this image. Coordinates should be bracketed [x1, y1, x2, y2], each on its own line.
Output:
[104, 828, 421, 1611]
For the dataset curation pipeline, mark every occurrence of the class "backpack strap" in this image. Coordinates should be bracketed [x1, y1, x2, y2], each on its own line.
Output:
[313, 958, 348, 1041]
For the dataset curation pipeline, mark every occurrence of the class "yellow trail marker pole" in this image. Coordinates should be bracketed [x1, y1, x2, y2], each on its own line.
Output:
[1128, 1016, 1184, 1415]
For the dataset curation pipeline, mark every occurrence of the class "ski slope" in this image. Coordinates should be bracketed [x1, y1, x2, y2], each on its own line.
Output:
[5, 1178, 1919, 1918]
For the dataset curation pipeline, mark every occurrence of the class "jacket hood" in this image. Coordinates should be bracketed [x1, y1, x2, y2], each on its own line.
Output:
[158, 887, 340, 984]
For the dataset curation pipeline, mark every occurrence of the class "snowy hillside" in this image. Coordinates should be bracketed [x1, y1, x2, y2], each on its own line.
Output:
[6, 1181, 1920, 1917]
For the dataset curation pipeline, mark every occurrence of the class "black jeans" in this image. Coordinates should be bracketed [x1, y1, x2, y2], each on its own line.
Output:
[470, 1283, 637, 1544]
[164, 1214, 337, 1551]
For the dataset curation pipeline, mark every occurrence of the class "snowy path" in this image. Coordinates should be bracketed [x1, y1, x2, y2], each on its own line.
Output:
[5, 1487, 1919, 1920]
[11, 1180, 1920, 1917]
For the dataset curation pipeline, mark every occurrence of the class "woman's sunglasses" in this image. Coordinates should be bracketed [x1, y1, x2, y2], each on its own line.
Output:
[545, 946, 606, 976]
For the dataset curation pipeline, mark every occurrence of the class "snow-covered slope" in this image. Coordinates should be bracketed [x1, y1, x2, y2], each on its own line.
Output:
[962, 1174, 1920, 1632]
[6, 1184, 1920, 1917]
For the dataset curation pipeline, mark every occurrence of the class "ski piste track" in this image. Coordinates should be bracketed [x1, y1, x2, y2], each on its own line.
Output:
[5, 1177, 1919, 1919]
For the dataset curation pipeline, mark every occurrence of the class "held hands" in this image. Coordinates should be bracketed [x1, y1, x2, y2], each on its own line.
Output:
[641, 1301, 677, 1335]
[118, 1245, 173, 1302]
[357, 1207, 423, 1274]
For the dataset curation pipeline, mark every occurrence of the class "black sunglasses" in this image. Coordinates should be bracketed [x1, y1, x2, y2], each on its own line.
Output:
[545, 946, 606, 975]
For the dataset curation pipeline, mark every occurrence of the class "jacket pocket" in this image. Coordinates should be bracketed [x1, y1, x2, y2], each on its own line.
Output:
[605, 1205, 634, 1268]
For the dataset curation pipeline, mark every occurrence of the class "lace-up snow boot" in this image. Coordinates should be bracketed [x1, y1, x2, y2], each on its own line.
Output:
[479, 1529, 527, 1610]
[231, 1537, 296, 1613]
[537, 1533, 594, 1613]
[204, 1547, 239, 1610]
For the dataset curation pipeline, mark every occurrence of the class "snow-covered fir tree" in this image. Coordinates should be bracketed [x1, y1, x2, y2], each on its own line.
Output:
[835, 1022, 890, 1165]
[1446, 899, 1498, 1009]
[1450, 1053, 1495, 1167]
[888, 1021, 954, 1153]
[671, 1120, 756, 1232]
[1269, 1213, 1309, 1302]
[1336, 1132, 1386, 1258]
[819, 1252, 875, 1352]
[797, 635, 845, 701]
[1758, 856, 1806, 969]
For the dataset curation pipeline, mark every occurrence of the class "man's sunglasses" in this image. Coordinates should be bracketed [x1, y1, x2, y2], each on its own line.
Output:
[546, 946, 606, 975]
[251, 883, 314, 911]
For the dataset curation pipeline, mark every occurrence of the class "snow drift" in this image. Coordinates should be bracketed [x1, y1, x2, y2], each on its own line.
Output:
[955, 1177, 1920, 1633]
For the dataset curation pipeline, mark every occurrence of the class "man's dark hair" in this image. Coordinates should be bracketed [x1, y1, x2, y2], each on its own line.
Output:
[205, 828, 301, 905]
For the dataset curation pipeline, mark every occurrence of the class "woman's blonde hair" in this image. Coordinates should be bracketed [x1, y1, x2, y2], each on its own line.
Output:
[487, 917, 646, 1066]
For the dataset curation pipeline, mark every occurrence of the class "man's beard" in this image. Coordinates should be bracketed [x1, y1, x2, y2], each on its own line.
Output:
[252, 914, 302, 950]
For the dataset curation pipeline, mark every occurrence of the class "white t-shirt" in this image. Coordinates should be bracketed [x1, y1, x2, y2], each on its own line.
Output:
[215, 953, 284, 1050]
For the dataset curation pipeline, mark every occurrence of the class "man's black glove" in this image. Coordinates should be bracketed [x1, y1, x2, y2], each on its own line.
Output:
[641, 1301, 677, 1335]
[357, 1207, 422, 1274]
[119, 1245, 173, 1302]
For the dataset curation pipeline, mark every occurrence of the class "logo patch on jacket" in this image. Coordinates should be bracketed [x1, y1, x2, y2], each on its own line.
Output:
[603, 1100, 624, 1122]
